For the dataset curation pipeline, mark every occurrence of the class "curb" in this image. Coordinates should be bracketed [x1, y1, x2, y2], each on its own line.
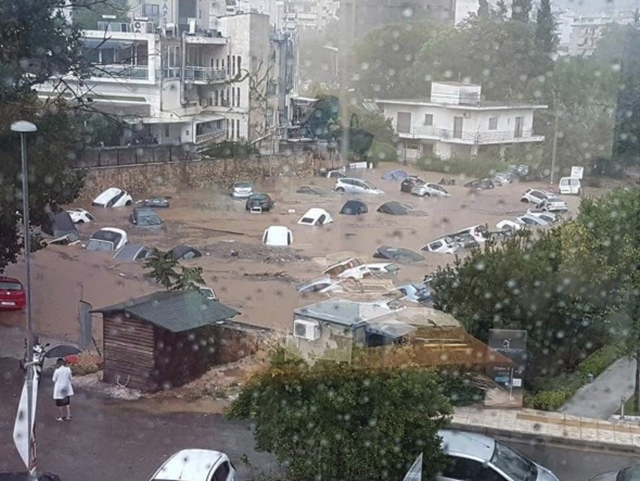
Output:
[450, 421, 640, 455]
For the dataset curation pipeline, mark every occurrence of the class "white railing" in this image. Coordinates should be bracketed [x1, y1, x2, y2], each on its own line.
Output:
[195, 129, 225, 143]
[401, 127, 536, 144]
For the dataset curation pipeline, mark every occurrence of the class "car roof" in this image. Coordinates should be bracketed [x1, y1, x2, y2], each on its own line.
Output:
[133, 207, 158, 215]
[265, 225, 290, 233]
[302, 208, 330, 218]
[151, 449, 226, 480]
[113, 244, 147, 260]
[0, 276, 21, 283]
[439, 430, 496, 462]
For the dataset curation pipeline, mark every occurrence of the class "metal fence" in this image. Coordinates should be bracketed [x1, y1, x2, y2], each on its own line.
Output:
[75, 144, 198, 168]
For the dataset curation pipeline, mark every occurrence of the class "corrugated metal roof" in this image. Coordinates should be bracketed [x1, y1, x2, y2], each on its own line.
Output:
[294, 299, 393, 327]
[92, 290, 239, 333]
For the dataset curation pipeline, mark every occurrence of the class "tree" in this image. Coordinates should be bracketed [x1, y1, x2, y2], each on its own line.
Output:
[70, 0, 130, 30]
[228, 351, 452, 481]
[477, 0, 490, 18]
[511, 0, 532, 22]
[432, 225, 613, 382]
[0, 0, 89, 272]
[494, 0, 509, 19]
[349, 106, 395, 144]
[144, 249, 206, 291]
[534, 0, 558, 74]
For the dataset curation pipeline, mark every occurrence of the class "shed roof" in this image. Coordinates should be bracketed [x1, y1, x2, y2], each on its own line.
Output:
[92, 290, 239, 333]
[294, 299, 394, 327]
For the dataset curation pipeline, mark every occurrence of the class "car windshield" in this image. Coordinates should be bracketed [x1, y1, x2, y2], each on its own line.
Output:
[85, 239, 114, 252]
[250, 194, 268, 201]
[0, 281, 22, 290]
[548, 197, 562, 203]
[138, 215, 162, 226]
[235, 182, 252, 189]
[491, 442, 537, 481]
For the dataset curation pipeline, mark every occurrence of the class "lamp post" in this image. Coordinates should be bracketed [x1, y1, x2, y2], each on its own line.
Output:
[11, 120, 38, 478]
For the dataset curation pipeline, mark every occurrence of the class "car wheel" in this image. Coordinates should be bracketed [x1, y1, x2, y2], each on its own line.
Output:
[520, 198, 529, 203]
[77, 219, 84, 224]
[125, 200, 133, 206]
[336, 187, 345, 192]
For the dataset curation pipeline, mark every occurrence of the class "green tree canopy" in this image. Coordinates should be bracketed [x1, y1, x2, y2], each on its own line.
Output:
[228, 352, 452, 481]
[71, 0, 130, 30]
[144, 249, 206, 291]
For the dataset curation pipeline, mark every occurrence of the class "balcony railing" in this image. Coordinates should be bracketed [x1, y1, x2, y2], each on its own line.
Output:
[90, 64, 150, 79]
[195, 129, 225, 144]
[185, 67, 227, 82]
[400, 126, 536, 144]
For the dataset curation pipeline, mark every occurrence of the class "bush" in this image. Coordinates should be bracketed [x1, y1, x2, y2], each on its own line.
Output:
[68, 351, 102, 376]
[526, 389, 572, 411]
[578, 344, 620, 379]
[438, 372, 485, 406]
[417, 154, 506, 179]
[368, 140, 398, 164]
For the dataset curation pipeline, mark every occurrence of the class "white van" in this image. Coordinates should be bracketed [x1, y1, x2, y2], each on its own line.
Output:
[262, 226, 293, 246]
[559, 177, 581, 195]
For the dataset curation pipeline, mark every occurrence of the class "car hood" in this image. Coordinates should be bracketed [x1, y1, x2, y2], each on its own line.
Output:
[536, 464, 560, 481]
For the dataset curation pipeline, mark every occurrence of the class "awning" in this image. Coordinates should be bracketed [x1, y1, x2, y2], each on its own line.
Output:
[124, 113, 225, 125]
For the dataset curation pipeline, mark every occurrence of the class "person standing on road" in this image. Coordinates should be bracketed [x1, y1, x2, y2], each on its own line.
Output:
[52, 358, 74, 421]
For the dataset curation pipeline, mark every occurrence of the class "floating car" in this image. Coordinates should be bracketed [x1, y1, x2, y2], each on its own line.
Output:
[66, 208, 95, 224]
[85, 228, 128, 252]
[91, 188, 133, 208]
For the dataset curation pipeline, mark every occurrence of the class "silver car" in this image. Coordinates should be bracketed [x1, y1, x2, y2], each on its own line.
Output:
[411, 182, 450, 197]
[438, 430, 559, 481]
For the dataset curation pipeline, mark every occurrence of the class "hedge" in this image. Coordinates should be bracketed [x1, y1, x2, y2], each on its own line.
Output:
[416, 154, 506, 179]
[438, 373, 484, 406]
[578, 344, 620, 379]
[526, 390, 572, 411]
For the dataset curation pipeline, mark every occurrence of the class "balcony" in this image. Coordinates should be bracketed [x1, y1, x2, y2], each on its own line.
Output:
[185, 67, 227, 83]
[195, 129, 225, 143]
[399, 126, 543, 144]
[90, 64, 150, 80]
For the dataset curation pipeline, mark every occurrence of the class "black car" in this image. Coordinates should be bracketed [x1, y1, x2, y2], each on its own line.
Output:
[245, 193, 274, 212]
[138, 196, 170, 208]
[129, 207, 163, 227]
[400, 176, 425, 193]
[464, 178, 495, 190]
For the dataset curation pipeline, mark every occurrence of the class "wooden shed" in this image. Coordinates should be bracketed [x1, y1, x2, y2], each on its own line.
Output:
[92, 290, 240, 392]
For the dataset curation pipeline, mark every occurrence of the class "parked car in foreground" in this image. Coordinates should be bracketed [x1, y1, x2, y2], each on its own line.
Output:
[588, 464, 640, 481]
[539, 195, 568, 212]
[85, 228, 128, 252]
[421, 237, 459, 254]
[0, 473, 61, 481]
[66, 208, 95, 224]
[129, 207, 163, 228]
[231, 181, 254, 199]
[246, 193, 274, 212]
[148, 449, 236, 481]
[334, 178, 384, 195]
[527, 209, 557, 224]
[400, 176, 425, 193]
[0, 277, 25, 311]
[438, 430, 559, 481]
[521, 188, 552, 206]
[411, 182, 450, 197]
[516, 215, 549, 226]
[91, 188, 133, 208]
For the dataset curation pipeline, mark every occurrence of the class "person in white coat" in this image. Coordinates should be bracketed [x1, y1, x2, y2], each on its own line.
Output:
[52, 358, 74, 421]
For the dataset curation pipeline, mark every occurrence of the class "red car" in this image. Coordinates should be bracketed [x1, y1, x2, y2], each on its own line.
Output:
[0, 277, 26, 310]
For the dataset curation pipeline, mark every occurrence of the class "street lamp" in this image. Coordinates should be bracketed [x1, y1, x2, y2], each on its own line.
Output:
[10, 120, 37, 478]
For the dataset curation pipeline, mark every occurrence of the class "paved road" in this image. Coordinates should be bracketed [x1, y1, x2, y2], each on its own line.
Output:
[507, 439, 638, 481]
[561, 357, 636, 419]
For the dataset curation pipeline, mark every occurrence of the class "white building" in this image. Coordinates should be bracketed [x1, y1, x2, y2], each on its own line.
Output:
[377, 82, 547, 160]
[567, 11, 636, 57]
[38, 11, 277, 147]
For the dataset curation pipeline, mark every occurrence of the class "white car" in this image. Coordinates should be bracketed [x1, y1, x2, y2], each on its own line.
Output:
[231, 181, 254, 199]
[452, 225, 489, 244]
[66, 208, 95, 224]
[149, 449, 236, 481]
[539, 196, 568, 212]
[338, 262, 400, 280]
[559, 176, 581, 195]
[411, 183, 450, 197]
[262, 226, 293, 246]
[85, 227, 128, 252]
[334, 178, 384, 195]
[527, 209, 557, 223]
[438, 430, 559, 481]
[496, 220, 524, 232]
[298, 208, 333, 226]
[296, 276, 344, 294]
[91, 188, 133, 208]
[516, 214, 549, 226]
[421, 237, 459, 254]
[520, 188, 552, 206]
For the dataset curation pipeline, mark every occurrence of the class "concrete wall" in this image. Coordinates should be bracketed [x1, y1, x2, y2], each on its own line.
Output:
[79, 155, 314, 201]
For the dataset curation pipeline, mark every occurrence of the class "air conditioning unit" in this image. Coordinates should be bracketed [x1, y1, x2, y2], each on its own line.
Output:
[293, 319, 320, 341]
[133, 20, 149, 33]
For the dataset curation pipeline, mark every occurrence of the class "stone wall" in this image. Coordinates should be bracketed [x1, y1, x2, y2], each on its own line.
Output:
[79, 155, 314, 201]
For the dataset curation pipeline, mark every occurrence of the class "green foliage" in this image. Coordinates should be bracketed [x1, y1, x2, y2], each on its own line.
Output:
[368, 141, 398, 164]
[438, 372, 485, 406]
[71, 0, 130, 30]
[511, 0, 532, 22]
[613, 26, 640, 165]
[577, 344, 620, 379]
[477, 0, 490, 18]
[228, 361, 452, 481]
[201, 140, 259, 158]
[534, 0, 558, 73]
[417, 154, 506, 179]
[526, 390, 571, 411]
[144, 249, 206, 291]
[432, 223, 614, 381]
[349, 107, 395, 144]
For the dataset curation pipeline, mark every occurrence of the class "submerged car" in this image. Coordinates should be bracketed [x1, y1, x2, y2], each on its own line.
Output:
[296, 186, 329, 196]
[148, 449, 236, 481]
[66, 208, 95, 224]
[335, 178, 384, 195]
[232, 181, 254, 199]
[113, 244, 155, 263]
[411, 182, 450, 197]
[296, 276, 344, 294]
[246, 193, 274, 212]
[91, 188, 133, 208]
[400, 176, 425, 193]
[138, 196, 170, 208]
[85, 228, 128, 252]
[262, 226, 293, 246]
[171, 244, 202, 261]
[0, 277, 26, 311]
[397, 282, 432, 303]
[438, 430, 559, 481]
[298, 208, 333, 226]
[521, 188, 552, 206]
[373, 246, 425, 264]
[421, 236, 459, 254]
[540, 196, 568, 212]
[129, 207, 163, 227]
[464, 178, 495, 190]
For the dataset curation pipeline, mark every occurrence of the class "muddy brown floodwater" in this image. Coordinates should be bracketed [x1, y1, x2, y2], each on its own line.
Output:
[1, 165, 583, 342]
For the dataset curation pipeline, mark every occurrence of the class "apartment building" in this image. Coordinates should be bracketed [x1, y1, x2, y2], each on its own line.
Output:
[377, 82, 547, 160]
[567, 11, 636, 57]
[39, 5, 288, 149]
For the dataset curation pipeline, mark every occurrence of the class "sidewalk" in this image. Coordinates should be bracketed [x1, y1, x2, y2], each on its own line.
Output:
[561, 357, 636, 420]
[452, 406, 640, 454]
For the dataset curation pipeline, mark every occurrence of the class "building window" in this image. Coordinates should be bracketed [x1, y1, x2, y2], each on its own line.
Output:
[227, 55, 231, 74]
[397, 112, 411, 133]
[237, 56, 242, 74]
[453, 116, 464, 139]
[236, 87, 241, 106]
[424, 114, 433, 126]
[489, 117, 498, 130]
[236, 119, 240, 138]
[142, 4, 159, 18]
[231, 87, 235, 107]
[165, 125, 170, 137]
[231, 119, 235, 139]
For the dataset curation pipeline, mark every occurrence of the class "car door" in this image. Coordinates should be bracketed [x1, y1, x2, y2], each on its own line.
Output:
[439, 455, 508, 481]
[351, 180, 367, 194]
